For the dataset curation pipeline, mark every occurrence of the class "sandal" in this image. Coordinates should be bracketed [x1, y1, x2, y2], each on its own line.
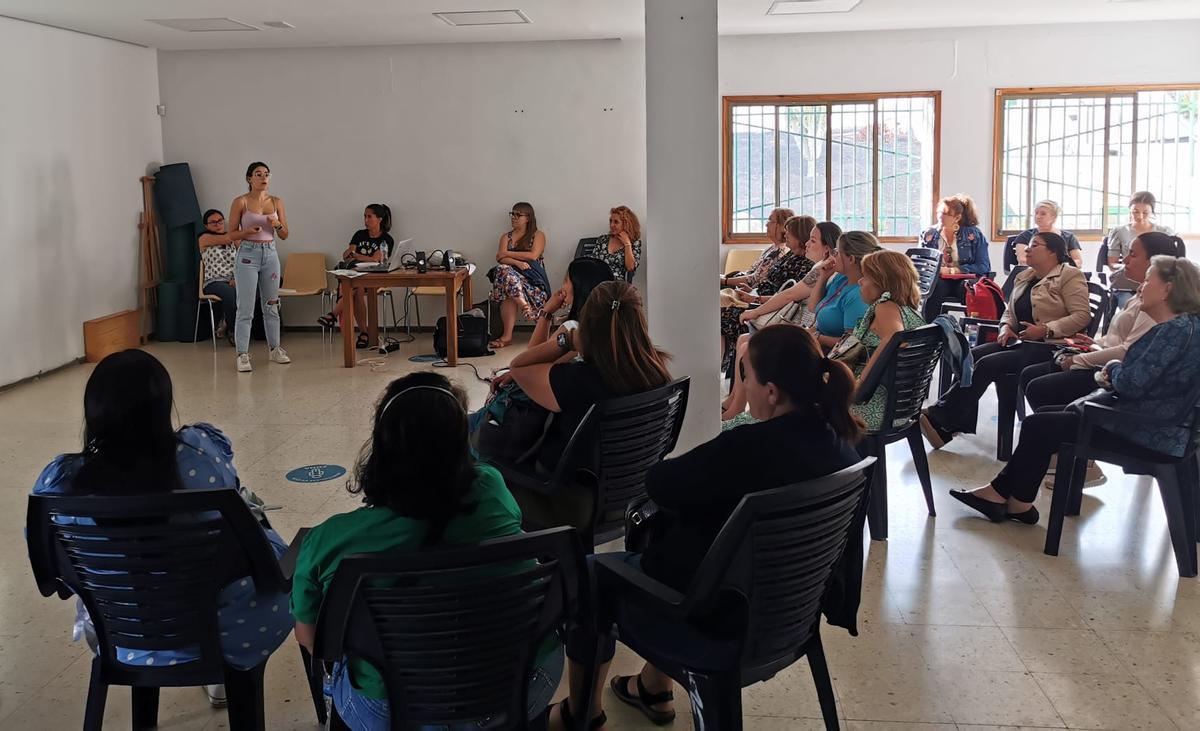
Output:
[356, 332, 370, 349]
[317, 312, 336, 329]
[610, 674, 675, 725]
[557, 698, 606, 730]
[488, 338, 512, 349]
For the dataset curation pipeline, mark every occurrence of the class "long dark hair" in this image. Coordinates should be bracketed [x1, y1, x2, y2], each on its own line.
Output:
[1032, 231, 1072, 265]
[365, 203, 392, 234]
[349, 372, 478, 545]
[1136, 231, 1187, 259]
[72, 350, 182, 495]
[746, 326, 864, 443]
[566, 257, 615, 322]
[512, 201, 538, 250]
[576, 281, 671, 395]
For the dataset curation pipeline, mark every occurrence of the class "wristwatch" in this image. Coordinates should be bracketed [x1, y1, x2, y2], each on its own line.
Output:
[540, 309, 556, 321]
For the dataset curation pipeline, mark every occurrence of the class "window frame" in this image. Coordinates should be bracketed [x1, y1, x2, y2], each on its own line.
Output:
[991, 83, 1200, 241]
[721, 91, 942, 245]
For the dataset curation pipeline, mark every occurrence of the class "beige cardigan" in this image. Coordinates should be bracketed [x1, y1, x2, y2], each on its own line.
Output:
[1072, 295, 1155, 369]
[1001, 264, 1091, 339]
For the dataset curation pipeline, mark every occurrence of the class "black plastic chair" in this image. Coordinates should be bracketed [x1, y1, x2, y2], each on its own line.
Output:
[591, 459, 874, 730]
[1044, 394, 1200, 578]
[855, 324, 944, 540]
[494, 378, 690, 551]
[575, 237, 634, 283]
[1097, 236, 1110, 272]
[25, 489, 287, 731]
[1003, 234, 1020, 273]
[311, 527, 592, 731]
[905, 247, 942, 318]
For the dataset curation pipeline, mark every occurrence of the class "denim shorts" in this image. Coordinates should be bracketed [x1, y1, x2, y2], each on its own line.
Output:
[330, 643, 565, 731]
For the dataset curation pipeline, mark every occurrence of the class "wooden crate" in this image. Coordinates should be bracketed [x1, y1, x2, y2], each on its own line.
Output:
[83, 310, 140, 363]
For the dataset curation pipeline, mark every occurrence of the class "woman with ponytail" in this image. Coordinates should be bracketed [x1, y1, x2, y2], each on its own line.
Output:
[31, 350, 292, 708]
[292, 371, 564, 730]
[547, 324, 863, 730]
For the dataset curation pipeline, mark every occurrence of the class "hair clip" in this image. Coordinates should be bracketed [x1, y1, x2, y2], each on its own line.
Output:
[611, 300, 621, 311]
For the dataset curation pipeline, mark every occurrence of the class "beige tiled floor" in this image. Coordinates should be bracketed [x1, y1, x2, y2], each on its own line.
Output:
[2, 333, 1198, 730]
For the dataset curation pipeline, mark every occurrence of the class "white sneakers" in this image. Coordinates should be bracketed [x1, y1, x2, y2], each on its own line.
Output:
[236, 348, 291, 372]
[204, 684, 227, 708]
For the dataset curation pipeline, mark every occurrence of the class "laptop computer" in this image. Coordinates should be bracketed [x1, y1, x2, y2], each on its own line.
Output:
[355, 237, 414, 272]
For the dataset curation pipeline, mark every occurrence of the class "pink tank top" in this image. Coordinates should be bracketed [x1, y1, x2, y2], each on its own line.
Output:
[240, 208, 276, 242]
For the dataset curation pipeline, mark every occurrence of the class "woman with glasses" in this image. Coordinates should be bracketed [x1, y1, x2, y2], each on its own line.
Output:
[228, 161, 290, 373]
[487, 202, 550, 350]
[198, 208, 263, 345]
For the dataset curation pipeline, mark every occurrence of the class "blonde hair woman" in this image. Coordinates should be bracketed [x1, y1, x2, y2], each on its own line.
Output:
[1013, 199, 1083, 268]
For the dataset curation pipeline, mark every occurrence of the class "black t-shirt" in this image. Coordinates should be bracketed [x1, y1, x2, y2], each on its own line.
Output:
[541, 361, 613, 469]
[640, 411, 862, 593]
[1014, 277, 1039, 326]
[348, 229, 395, 258]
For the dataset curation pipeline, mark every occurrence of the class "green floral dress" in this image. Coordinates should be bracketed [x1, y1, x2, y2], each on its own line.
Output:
[851, 292, 926, 432]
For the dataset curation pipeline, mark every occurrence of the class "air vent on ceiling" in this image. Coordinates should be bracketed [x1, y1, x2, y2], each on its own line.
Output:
[147, 18, 259, 32]
[434, 10, 531, 27]
[767, 0, 862, 15]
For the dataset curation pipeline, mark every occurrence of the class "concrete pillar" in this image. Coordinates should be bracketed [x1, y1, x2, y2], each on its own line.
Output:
[644, 0, 720, 451]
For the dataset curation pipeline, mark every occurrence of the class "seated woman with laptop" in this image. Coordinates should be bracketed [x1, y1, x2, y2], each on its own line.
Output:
[318, 204, 395, 348]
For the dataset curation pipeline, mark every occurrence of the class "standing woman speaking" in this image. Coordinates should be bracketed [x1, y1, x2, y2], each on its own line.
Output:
[228, 162, 291, 373]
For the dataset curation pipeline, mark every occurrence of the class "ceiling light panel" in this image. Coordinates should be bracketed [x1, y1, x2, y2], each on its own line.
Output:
[146, 18, 259, 32]
[434, 10, 532, 27]
[767, 0, 862, 15]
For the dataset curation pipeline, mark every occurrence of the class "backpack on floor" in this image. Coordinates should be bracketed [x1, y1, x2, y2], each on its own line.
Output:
[433, 310, 491, 358]
[964, 277, 1005, 320]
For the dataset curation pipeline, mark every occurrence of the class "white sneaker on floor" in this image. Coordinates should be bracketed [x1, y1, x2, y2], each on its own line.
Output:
[269, 347, 291, 364]
[236, 353, 252, 373]
[204, 684, 227, 708]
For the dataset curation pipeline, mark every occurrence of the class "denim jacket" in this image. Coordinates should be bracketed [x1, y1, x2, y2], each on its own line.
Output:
[920, 225, 991, 276]
[1108, 313, 1200, 457]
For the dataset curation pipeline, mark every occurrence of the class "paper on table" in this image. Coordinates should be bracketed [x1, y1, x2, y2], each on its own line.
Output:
[328, 269, 366, 278]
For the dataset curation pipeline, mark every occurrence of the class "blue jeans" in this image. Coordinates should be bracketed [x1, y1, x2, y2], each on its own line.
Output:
[203, 280, 237, 332]
[330, 645, 565, 731]
[234, 242, 281, 353]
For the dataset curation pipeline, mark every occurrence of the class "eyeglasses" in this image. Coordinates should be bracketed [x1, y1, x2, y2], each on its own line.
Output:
[206, 219, 224, 226]
[510, 211, 526, 218]
[251, 172, 271, 179]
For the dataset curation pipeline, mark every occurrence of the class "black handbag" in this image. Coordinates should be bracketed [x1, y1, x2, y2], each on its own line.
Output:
[434, 312, 491, 358]
[623, 495, 661, 552]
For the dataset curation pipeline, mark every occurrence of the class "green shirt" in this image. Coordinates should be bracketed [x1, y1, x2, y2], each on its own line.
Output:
[291, 464, 543, 700]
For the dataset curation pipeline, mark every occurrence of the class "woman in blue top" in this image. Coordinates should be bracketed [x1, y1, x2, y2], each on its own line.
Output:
[30, 350, 293, 708]
[920, 194, 991, 318]
[805, 230, 880, 350]
[949, 256, 1200, 525]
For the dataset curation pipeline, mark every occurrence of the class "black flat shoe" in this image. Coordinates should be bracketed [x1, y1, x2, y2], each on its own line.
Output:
[949, 489, 1008, 523]
[1007, 506, 1040, 525]
[557, 698, 606, 730]
[356, 332, 370, 349]
[611, 674, 676, 726]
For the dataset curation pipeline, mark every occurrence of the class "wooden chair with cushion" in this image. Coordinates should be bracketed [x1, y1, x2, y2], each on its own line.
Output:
[724, 247, 766, 277]
[278, 252, 333, 339]
[193, 259, 222, 350]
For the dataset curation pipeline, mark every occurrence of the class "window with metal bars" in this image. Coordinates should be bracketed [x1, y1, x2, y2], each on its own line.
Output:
[994, 85, 1200, 238]
[722, 92, 940, 244]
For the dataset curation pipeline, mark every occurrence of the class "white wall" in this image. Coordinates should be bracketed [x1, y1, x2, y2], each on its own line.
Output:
[0, 18, 163, 386]
[157, 40, 647, 327]
[719, 19, 1200, 269]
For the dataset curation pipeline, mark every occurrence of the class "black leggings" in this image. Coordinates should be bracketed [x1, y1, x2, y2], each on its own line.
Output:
[1019, 362, 1101, 411]
[923, 278, 965, 321]
[929, 342, 1054, 434]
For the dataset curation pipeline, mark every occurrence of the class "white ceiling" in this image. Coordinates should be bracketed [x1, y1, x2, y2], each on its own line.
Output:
[2, 0, 1199, 50]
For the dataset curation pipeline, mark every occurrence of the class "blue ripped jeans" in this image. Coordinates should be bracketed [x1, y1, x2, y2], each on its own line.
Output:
[329, 644, 564, 731]
[234, 241, 281, 353]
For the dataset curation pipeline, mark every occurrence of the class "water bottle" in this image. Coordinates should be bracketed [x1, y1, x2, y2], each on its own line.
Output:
[380, 240, 389, 266]
[966, 323, 979, 347]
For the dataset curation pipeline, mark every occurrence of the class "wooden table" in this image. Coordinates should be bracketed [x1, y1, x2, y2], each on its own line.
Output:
[335, 267, 473, 367]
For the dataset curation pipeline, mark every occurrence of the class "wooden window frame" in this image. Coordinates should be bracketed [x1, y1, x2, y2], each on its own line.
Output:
[991, 83, 1200, 241]
[721, 91, 942, 245]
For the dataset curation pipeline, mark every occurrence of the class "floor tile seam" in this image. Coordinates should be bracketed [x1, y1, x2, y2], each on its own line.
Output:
[1026, 669, 1177, 731]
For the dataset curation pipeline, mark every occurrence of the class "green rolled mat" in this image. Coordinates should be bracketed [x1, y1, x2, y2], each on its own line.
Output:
[161, 223, 199, 283]
[155, 280, 197, 342]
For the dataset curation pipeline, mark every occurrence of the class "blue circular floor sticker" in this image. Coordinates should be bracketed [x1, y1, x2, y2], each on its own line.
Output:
[286, 464, 347, 484]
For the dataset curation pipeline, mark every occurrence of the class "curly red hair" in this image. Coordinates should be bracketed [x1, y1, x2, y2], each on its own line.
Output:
[610, 206, 642, 242]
